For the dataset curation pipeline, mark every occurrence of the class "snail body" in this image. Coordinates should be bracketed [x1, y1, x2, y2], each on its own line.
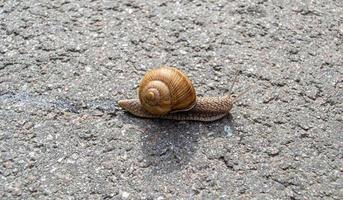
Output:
[118, 66, 239, 122]
[119, 95, 233, 122]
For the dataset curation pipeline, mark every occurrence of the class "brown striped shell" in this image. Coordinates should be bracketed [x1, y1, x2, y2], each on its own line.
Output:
[138, 66, 197, 115]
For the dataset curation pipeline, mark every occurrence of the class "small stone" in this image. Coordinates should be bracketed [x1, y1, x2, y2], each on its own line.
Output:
[12, 185, 22, 196]
[121, 191, 130, 199]
[23, 122, 34, 130]
[46, 112, 57, 119]
[3, 160, 13, 168]
[305, 87, 318, 100]
[212, 65, 222, 71]
[85, 66, 92, 72]
[179, 49, 187, 54]
[224, 125, 233, 137]
[207, 132, 215, 137]
[90, 110, 104, 116]
[267, 147, 280, 156]
[300, 132, 309, 138]
[46, 134, 54, 140]
[299, 121, 312, 131]
[208, 82, 215, 89]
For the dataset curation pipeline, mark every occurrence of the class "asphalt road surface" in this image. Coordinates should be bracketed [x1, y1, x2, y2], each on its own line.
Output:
[1, 0, 342, 199]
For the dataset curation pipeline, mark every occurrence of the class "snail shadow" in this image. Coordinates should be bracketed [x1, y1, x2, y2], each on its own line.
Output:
[120, 113, 236, 175]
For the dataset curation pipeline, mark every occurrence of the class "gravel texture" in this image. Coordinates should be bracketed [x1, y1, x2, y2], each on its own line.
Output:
[1, 0, 343, 199]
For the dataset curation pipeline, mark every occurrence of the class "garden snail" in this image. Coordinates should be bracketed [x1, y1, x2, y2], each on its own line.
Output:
[118, 66, 247, 122]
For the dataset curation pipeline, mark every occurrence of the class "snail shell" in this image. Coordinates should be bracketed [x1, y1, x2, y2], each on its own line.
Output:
[118, 66, 246, 122]
[138, 67, 196, 115]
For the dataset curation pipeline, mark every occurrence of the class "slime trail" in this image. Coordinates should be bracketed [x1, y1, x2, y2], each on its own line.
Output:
[0, 92, 119, 114]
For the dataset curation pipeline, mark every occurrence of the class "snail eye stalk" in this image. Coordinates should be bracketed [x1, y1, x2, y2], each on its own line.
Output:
[228, 70, 240, 97]
[232, 85, 253, 103]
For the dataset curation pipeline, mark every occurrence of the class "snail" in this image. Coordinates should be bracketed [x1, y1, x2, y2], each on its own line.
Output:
[118, 66, 248, 122]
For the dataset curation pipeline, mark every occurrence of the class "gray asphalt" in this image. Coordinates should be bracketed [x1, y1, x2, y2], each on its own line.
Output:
[1, 0, 343, 199]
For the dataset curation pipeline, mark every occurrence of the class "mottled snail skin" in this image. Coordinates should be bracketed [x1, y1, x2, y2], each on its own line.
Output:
[118, 95, 234, 122]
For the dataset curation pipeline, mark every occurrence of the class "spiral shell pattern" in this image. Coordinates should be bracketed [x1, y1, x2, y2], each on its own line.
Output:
[138, 67, 197, 115]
